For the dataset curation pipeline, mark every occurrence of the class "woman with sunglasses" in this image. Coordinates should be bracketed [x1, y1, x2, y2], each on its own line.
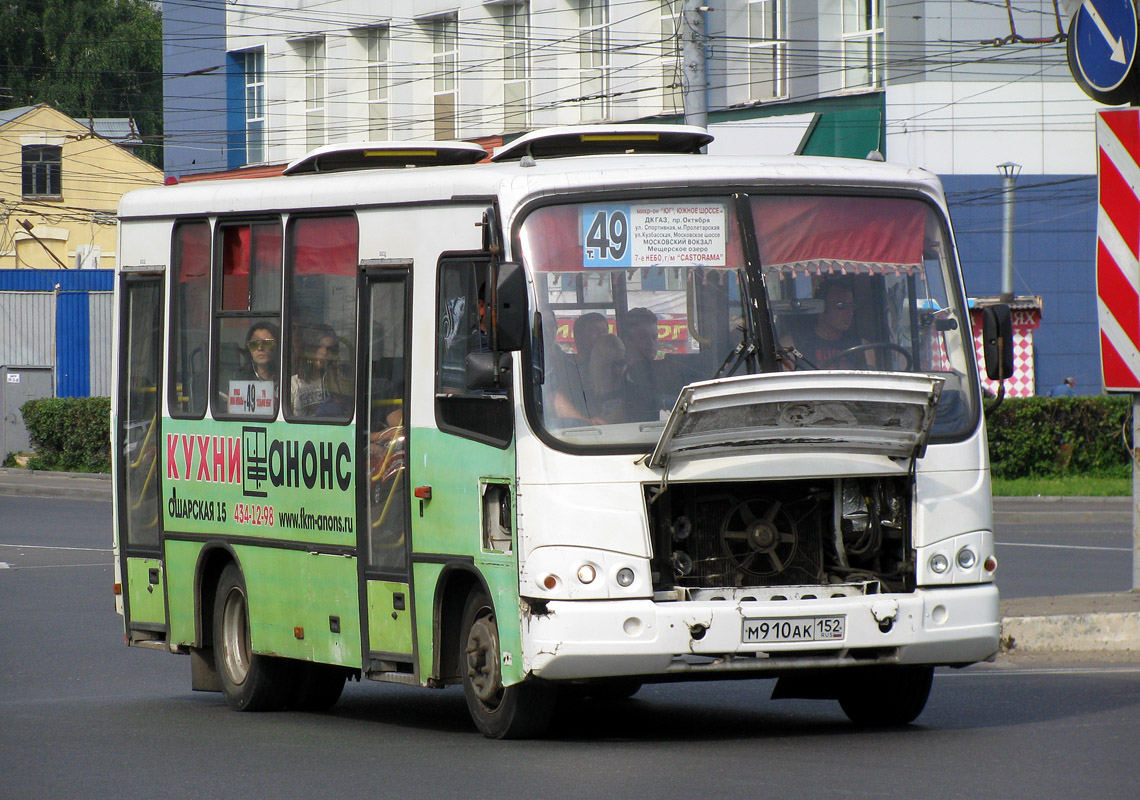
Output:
[240, 321, 281, 383]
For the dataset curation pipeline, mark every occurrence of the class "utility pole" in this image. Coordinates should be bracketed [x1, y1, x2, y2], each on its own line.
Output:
[681, 0, 708, 129]
[997, 162, 1020, 304]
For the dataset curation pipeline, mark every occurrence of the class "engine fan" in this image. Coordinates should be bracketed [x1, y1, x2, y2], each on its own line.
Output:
[720, 498, 799, 577]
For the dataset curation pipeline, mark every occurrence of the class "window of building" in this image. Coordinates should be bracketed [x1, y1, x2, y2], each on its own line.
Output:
[578, 0, 610, 121]
[243, 48, 266, 164]
[212, 219, 283, 419]
[365, 26, 390, 138]
[302, 37, 326, 149]
[170, 220, 212, 418]
[285, 215, 358, 423]
[842, 0, 882, 89]
[433, 16, 458, 140]
[748, 0, 786, 101]
[22, 145, 62, 198]
[501, 4, 529, 133]
[660, 1, 682, 114]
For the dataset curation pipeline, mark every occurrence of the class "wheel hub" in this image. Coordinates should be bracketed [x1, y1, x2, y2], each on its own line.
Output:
[464, 615, 501, 705]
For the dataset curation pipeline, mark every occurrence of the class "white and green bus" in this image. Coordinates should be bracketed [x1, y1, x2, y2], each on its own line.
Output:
[113, 125, 1012, 738]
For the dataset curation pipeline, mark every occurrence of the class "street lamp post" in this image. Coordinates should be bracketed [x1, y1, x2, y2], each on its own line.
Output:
[997, 161, 1021, 305]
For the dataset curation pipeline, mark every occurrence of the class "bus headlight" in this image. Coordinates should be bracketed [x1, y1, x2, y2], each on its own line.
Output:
[577, 564, 597, 584]
[616, 567, 635, 587]
[930, 553, 950, 574]
[956, 547, 977, 570]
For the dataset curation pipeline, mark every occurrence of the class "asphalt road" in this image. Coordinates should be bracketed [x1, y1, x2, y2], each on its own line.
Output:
[1, 495, 1138, 799]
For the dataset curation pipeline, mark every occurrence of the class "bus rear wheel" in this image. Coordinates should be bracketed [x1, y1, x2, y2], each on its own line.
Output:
[460, 590, 555, 739]
[837, 665, 934, 727]
[213, 563, 290, 712]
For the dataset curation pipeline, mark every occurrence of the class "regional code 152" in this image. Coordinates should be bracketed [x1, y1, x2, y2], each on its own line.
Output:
[742, 616, 845, 644]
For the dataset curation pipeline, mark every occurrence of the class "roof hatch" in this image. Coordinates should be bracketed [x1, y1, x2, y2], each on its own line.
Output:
[283, 141, 488, 175]
[490, 124, 713, 162]
[649, 371, 945, 469]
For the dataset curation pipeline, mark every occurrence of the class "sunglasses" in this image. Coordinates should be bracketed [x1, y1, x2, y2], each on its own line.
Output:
[247, 339, 278, 351]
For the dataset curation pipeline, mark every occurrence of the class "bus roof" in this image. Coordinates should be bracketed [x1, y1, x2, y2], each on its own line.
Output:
[118, 152, 947, 222]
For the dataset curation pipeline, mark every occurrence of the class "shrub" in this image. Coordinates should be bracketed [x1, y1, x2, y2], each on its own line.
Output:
[21, 397, 111, 472]
[984, 396, 1132, 480]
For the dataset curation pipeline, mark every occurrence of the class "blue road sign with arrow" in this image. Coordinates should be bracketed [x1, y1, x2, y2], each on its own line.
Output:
[1070, 0, 1138, 98]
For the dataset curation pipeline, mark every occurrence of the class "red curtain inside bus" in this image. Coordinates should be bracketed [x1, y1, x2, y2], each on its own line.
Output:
[291, 216, 358, 275]
[174, 221, 210, 282]
[221, 223, 282, 310]
[750, 196, 925, 274]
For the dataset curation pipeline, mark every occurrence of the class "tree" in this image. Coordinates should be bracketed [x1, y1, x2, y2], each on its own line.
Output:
[0, 0, 163, 167]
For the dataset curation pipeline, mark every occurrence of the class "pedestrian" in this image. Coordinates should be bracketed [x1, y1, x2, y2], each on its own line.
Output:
[1047, 377, 1076, 397]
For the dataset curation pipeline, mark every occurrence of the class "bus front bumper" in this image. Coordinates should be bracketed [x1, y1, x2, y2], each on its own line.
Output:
[521, 584, 999, 680]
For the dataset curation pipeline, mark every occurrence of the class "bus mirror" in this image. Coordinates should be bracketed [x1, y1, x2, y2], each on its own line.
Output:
[494, 262, 527, 352]
[466, 351, 512, 391]
[982, 304, 1014, 381]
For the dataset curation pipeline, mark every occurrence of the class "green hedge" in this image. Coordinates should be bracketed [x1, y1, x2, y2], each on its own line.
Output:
[985, 396, 1133, 479]
[20, 397, 111, 472]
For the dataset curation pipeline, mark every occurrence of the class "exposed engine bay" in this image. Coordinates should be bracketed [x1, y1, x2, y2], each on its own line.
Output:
[645, 476, 913, 595]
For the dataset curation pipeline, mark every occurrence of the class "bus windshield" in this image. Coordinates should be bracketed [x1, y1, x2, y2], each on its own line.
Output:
[520, 194, 976, 448]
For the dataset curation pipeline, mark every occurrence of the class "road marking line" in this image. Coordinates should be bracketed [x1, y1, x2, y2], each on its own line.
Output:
[939, 666, 1140, 677]
[0, 543, 111, 553]
[995, 541, 1131, 552]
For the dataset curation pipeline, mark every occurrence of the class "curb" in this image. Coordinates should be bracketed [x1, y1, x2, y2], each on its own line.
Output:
[0, 468, 111, 502]
[1001, 612, 1140, 654]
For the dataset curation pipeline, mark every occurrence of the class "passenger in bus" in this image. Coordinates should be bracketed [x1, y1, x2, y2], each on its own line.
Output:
[290, 323, 338, 416]
[572, 312, 609, 365]
[544, 312, 609, 424]
[239, 321, 280, 383]
[583, 333, 628, 423]
[620, 307, 669, 421]
[782, 280, 870, 369]
[217, 320, 280, 414]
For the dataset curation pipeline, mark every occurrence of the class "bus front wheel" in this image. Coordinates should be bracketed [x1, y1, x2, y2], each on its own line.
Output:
[460, 590, 555, 739]
[213, 563, 290, 712]
[837, 665, 934, 727]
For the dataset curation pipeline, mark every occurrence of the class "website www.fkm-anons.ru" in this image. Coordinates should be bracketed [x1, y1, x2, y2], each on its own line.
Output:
[276, 508, 354, 534]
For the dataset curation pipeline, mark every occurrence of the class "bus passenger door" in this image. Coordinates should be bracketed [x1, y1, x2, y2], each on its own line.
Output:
[359, 268, 415, 675]
[116, 275, 167, 643]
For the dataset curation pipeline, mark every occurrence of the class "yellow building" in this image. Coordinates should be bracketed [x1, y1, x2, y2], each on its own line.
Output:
[0, 104, 163, 270]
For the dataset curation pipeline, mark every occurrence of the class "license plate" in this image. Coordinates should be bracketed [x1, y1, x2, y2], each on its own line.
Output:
[742, 615, 846, 644]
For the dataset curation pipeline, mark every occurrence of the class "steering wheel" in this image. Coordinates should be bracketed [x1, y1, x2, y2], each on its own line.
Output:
[821, 342, 913, 370]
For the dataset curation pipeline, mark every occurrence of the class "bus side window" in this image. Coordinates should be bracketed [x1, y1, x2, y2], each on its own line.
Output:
[170, 220, 211, 418]
[211, 219, 283, 419]
[284, 215, 358, 423]
[435, 257, 512, 446]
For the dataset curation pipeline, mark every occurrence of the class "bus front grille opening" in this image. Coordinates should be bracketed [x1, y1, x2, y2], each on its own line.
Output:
[646, 477, 914, 595]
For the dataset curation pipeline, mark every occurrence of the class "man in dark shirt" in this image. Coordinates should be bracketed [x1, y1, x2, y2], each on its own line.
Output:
[783, 281, 868, 368]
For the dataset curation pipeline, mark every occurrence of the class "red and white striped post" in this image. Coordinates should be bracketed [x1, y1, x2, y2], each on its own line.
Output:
[1096, 108, 1140, 590]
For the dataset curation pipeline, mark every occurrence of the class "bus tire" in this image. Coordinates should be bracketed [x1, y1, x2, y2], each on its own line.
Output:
[213, 563, 290, 712]
[287, 663, 347, 712]
[460, 589, 555, 739]
[838, 665, 934, 727]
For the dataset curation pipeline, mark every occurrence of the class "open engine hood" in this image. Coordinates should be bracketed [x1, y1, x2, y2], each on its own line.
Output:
[648, 371, 945, 469]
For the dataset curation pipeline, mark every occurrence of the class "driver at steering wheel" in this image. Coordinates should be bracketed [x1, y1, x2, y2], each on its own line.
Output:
[782, 279, 873, 369]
